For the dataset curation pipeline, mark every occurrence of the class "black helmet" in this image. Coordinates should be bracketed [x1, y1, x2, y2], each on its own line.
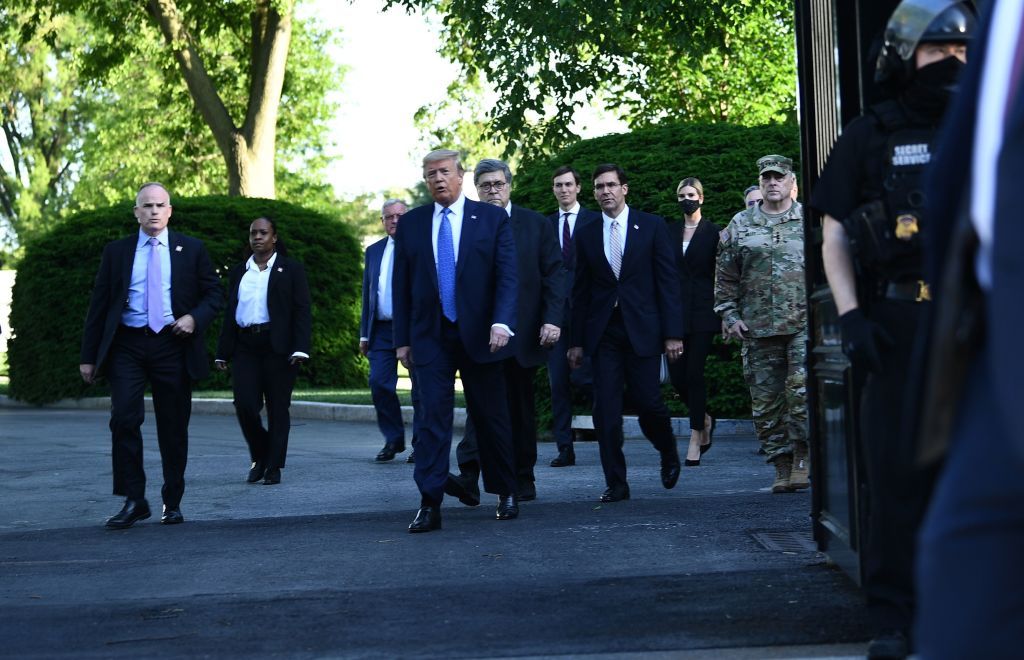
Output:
[875, 0, 976, 86]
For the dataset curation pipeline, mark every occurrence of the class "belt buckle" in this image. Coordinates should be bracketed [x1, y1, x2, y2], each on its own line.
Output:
[916, 280, 931, 302]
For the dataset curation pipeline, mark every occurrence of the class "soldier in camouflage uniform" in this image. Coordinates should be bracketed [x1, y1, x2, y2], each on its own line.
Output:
[715, 155, 808, 493]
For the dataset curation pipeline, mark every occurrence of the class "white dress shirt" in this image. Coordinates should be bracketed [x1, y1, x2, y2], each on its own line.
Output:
[558, 201, 581, 249]
[971, 0, 1024, 290]
[376, 237, 394, 320]
[236, 252, 277, 326]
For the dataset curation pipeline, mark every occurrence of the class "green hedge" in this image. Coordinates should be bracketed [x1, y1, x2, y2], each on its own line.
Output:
[515, 121, 802, 423]
[8, 195, 365, 403]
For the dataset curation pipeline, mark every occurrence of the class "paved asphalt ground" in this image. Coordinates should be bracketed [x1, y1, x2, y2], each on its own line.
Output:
[0, 408, 870, 659]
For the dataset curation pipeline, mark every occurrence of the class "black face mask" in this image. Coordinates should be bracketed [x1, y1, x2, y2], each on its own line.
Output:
[679, 199, 701, 216]
[903, 56, 964, 119]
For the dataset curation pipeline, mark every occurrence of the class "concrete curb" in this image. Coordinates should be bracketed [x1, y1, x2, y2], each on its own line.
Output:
[0, 394, 754, 438]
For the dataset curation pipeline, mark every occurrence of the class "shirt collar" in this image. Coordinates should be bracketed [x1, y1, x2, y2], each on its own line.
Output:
[138, 229, 169, 248]
[603, 204, 629, 225]
[245, 251, 278, 272]
[563, 202, 581, 215]
[434, 193, 467, 218]
[504, 202, 513, 216]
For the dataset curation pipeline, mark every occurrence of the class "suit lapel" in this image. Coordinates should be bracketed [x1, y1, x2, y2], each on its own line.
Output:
[456, 201, 479, 280]
[619, 210, 642, 275]
[168, 230, 182, 311]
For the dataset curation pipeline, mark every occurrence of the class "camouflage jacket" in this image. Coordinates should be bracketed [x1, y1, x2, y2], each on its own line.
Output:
[714, 201, 806, 338]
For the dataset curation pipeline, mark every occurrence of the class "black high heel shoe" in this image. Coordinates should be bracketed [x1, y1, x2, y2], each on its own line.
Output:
[700, 416, 716, 455]
[684, 458, 701, 467]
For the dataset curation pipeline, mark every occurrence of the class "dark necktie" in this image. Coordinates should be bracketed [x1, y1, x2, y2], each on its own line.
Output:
[561, 212, 572, 264]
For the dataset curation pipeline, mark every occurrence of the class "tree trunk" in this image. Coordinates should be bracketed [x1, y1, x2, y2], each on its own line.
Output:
[146, 0, 292, 198]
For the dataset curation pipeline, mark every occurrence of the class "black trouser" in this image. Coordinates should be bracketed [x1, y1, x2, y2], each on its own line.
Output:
[667, 330, 715, 430]
[858, 299, 935, 635]
[457, 358, 538, 487]
[231, 330, 299, 470]
[107, 326, 191, 507]
[591, 309, 675, 489]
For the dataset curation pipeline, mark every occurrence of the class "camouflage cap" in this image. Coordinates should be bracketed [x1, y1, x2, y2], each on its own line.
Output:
[757, 155, 793, 176]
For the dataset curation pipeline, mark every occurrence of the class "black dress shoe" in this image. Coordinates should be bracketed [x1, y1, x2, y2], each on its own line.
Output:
[375, 441, 405, 462]
[408, 506, 441, 533]
[105, 499, 151, 529]
[161, 506, 184, 524]
[518, 481, 537, 502]
[263, 467, 281, 485]
[684, 458, 701, 467]
[550, 447, 575, 467]
[406, 450, 416, 464]
[246, 462, 265, 483]
[443, 473, 480, 507]
[496, 495, 519, 520]
[660, 446, 681, 489]
[599, 485, 630, 503]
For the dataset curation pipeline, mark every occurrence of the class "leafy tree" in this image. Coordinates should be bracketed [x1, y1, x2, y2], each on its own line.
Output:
[16, 0, 335, 197]
[384, 0, 796, 157]
[0, 11, 98, 254]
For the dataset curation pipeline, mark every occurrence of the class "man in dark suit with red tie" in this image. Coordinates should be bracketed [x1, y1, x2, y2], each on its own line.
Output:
[913, 1, 1024, 656]
[567, 164, 683, 503]
[80, 182, 223, 529]
[392, 149, 520, 532]
[547, 165, 600, 468]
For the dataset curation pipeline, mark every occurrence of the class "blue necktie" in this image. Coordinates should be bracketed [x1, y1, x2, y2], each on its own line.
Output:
[437, 208, 457, 321]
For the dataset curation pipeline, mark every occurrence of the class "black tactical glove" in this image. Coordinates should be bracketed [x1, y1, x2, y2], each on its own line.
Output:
[839, 308, 894, 374]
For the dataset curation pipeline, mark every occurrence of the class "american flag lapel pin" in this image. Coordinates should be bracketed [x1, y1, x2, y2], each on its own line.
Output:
[633, 224, 639, 229]
[277, 267, 283, 272]
[175, 245, 183, 252]
[471, 215, 477, 219]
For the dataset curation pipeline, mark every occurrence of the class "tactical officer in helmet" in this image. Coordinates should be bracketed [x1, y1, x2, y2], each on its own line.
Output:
[811, 1, 975, 658]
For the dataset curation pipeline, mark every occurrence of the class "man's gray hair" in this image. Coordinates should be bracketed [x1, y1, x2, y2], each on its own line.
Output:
[381, 198, 408, 216]
[422, 149, 464, 173]
[136, 182, 171, 206]
[474, 159, 512, 186]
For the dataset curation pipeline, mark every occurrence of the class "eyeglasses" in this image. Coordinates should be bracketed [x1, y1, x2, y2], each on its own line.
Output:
[746, 200, 760, 207]
[477, 181, 507, 193]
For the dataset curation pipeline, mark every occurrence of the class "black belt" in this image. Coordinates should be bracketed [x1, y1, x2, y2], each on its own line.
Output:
[239, 322, 271, 335]
[884, 280, 931, 302]
[119, 324, 169, 336]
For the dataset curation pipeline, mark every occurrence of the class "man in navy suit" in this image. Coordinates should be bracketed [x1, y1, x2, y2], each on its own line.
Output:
[392, 149, 520, 532]
[80, 182, 223, 529]
[446, 159, 565, 504]
[360, 199, 418, 463]
[913, 1, 1024, 656]
[568, 164, 683, 503]
[547, 165, 599, 468]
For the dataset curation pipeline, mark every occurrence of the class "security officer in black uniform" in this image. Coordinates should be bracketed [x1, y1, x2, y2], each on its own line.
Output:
[812, 2, 976, 658]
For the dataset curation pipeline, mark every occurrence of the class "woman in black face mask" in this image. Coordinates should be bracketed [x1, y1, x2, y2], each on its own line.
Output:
[669, 177, 721, 466]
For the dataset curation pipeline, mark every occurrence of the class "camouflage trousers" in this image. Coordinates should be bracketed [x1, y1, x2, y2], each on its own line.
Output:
[741, 330, 808, 462]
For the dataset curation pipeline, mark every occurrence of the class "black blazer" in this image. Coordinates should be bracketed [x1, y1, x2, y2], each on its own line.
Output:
[667, 218, 721, 334]
[81, 230, 223, 380]
[571, 207, 683, 357]
[509, 204, 566, 367]
[359, 236, 391, 343]
[216, 253, 312, 360]
[547, 205, 602, 275]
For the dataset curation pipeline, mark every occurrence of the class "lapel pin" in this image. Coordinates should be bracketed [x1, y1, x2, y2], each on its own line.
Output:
[471, 215, 477, 219]
[175, 245, 183, 252]
[633, 224, 639, 229]
[277, 267, 283, 272]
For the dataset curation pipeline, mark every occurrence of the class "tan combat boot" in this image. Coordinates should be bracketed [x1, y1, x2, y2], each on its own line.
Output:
[772, 454, 794, 493]
[790, 445, 810, 491]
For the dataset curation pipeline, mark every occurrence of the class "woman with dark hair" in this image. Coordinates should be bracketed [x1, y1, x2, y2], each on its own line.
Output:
[216, 217, 312, 485]
[669, 177, 720, 466]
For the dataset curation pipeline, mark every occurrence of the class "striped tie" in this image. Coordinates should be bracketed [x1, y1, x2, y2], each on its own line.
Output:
[608, 220, 622, 279]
